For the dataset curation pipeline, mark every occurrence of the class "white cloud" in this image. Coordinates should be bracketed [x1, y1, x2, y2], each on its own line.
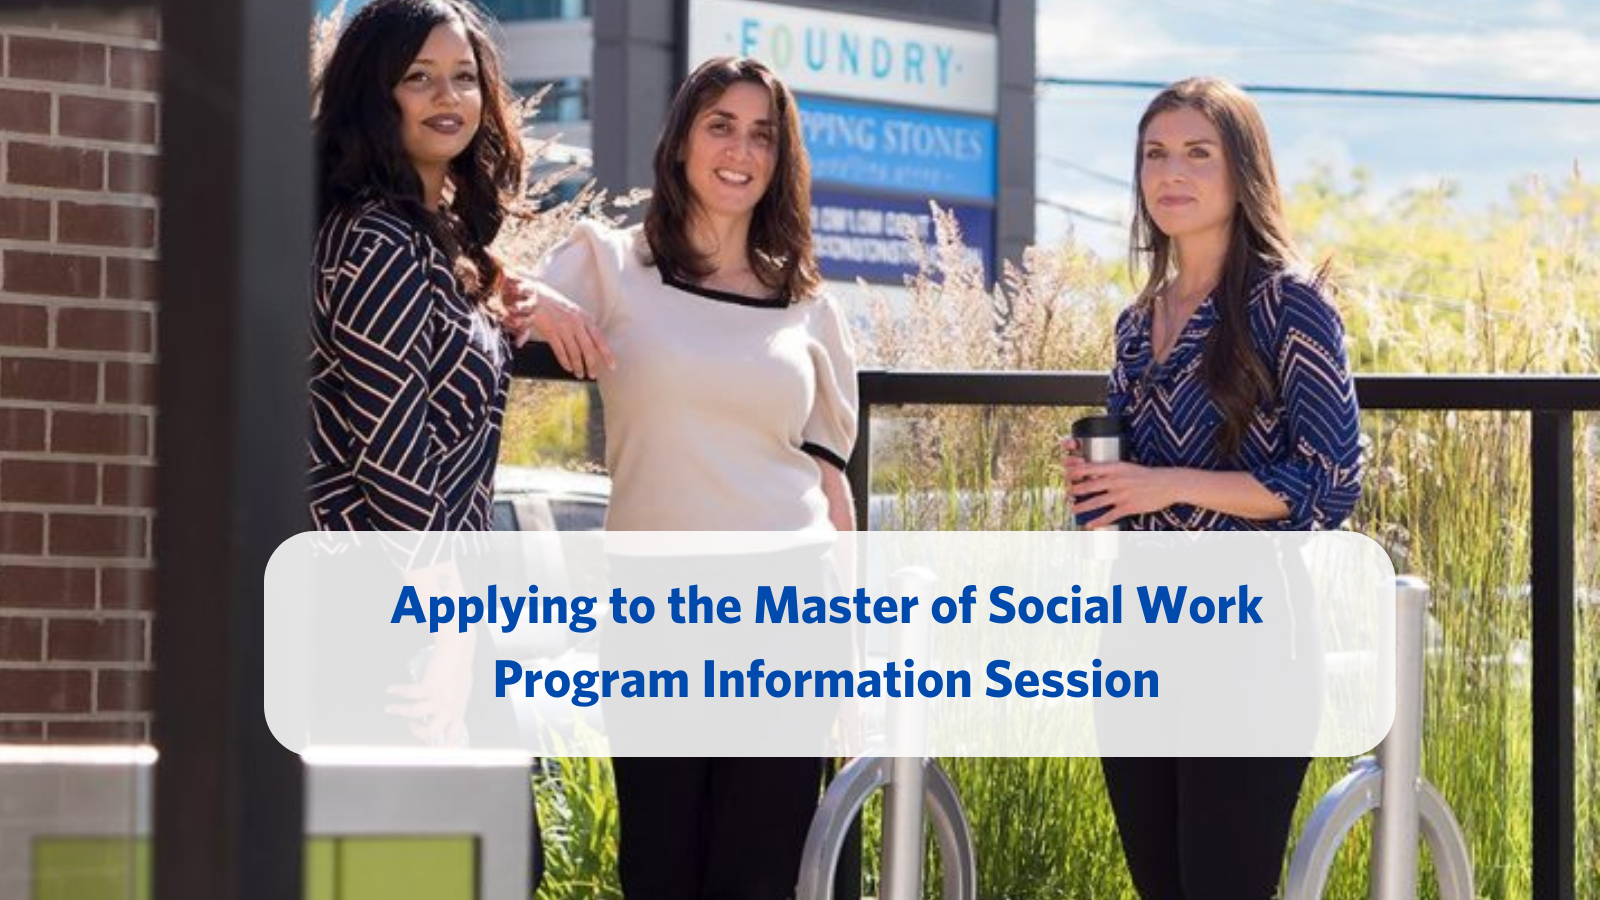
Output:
[1035, 0, 1240, 75]
[1529, 0, 1568, 24]
[1359, 28, 1600, 92]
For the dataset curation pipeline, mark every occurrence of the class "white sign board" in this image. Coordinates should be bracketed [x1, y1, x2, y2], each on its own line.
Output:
[686, 0, 998, 115]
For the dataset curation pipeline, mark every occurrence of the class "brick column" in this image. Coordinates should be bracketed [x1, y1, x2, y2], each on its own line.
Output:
[0, 9, 159, 743]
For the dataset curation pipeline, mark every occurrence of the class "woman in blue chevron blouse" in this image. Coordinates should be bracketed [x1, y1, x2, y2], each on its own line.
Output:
[306, 0, 534, 748]
[1063, 78, 1363, 899]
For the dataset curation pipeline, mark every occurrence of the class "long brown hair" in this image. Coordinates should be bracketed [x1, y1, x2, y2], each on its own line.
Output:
[644, 56, 821, 302]
[315, 0, 525, 305]
[1130, 77, 1315, 457]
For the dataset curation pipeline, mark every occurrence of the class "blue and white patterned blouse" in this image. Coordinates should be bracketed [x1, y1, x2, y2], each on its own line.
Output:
[1106, 269, 1362, 531]
[307, 200, 510, 532]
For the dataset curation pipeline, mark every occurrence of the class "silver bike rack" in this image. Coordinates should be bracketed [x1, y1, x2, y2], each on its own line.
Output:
[796, 754, 977, 900]
[796, 568, 978, 900]
[1285, 576, 1475, 900]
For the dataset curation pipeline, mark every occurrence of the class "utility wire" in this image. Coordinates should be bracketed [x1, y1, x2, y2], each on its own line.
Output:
[1037, 153, 1133, 188]
[1037, 76, 1600, 106]
[1035, 196, 1125, 228]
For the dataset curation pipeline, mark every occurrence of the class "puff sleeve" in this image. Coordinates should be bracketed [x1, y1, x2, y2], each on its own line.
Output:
[1248, 276, 1363, 529]
[532, 220, 624, 325]
[800, 293, 860, 472]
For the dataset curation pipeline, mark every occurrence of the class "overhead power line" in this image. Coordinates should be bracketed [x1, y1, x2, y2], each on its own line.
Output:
[1037, 154, 1132, 189]
[1036, 76, 1600, 106]
[1035, 196, 1124, 228]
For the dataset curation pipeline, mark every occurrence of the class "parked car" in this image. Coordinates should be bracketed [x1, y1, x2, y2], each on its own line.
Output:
[492, 465, 610, 532]
[487, 467, 612, 748]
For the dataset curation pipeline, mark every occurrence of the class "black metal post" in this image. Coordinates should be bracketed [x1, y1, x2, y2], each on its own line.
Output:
[153, 0, 309, 897]
[849, 393, 872, 530]
[1530, 411, 1575, 900]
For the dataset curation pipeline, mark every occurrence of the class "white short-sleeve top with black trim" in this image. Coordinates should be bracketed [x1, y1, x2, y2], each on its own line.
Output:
[537, 221, 858, 531]
[307, 200, 511, 532]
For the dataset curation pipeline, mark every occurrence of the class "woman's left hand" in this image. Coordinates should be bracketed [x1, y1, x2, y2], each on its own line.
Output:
[386, 637, 474, 748]
[499, 272, 614, 379]
[1063, 453, 1178, 529]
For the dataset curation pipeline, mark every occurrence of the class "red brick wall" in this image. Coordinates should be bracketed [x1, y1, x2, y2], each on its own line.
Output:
[0, 8, 159, 743]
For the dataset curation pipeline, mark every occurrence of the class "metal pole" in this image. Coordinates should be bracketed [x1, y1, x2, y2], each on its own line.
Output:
[155, 0, 310, 897]
[881, 568, 935, 900]
[795, 565, 975, 900]
[1371, 576, 1428, 900]
[881, 758, 926, 900]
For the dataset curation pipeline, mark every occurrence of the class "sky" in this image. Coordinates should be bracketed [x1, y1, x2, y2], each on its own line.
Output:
[1034, 0, 1600, 257]
[312, 0, 1599, 261]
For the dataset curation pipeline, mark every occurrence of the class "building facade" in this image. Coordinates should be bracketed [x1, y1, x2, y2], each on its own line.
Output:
[320, 0, 1035, 286]
[594, 0, 1036, 287]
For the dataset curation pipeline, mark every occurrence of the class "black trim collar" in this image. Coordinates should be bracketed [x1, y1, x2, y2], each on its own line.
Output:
[658, 265, 789, 309]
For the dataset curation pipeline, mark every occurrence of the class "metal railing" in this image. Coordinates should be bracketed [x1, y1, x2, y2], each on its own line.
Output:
[515, 348, 1598, 900]
[846, 369, 1594, 900]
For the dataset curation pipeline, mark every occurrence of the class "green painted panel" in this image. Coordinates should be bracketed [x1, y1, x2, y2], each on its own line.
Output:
[304, 838, 337, 900]
[32, 837, 149, 900]
[33, 835, 476, 900]
[337, 837, 477, 900]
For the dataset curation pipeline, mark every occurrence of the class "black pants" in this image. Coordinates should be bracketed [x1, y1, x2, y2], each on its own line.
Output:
[612, 756, 824, 900]
[1101, 756, 1310, 900]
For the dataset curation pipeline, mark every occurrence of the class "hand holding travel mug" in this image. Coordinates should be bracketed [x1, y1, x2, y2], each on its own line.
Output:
[1069, 414, 1125, 529]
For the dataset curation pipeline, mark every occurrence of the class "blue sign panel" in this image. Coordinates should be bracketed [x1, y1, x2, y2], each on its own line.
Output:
[798, 95, 997, 202]
[811, 188, 994, 285]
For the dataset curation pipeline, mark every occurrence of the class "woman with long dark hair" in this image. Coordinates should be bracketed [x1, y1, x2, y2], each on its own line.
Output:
[518, 56, 857, 900]
[308, 0, 542, 747]
[1063, 77, 1362, 898]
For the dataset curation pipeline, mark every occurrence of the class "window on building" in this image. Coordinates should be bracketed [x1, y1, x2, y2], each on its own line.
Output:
[512, 78, 590, 123]
[473, 0, 590, 21]
[319, 0, 591, 25]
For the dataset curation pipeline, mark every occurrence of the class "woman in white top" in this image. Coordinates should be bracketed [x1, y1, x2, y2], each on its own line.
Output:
[514, 56, 857, 900]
